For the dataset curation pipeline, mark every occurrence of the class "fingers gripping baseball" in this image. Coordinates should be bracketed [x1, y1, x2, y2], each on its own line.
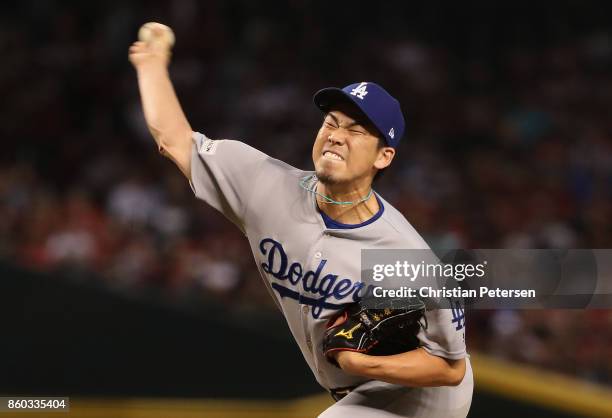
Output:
[129, 22, 175, 69]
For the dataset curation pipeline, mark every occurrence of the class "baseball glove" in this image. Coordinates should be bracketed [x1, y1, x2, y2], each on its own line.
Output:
[323, 296, 426, 366]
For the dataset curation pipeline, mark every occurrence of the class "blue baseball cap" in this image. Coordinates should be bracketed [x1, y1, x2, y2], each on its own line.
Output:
[313, 82, 405, 148]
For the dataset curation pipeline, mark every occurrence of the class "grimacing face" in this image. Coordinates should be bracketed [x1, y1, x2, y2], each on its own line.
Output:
[312, 105, 395, 186]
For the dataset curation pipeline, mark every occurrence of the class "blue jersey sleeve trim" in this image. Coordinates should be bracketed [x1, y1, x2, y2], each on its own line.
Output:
[318, 194, 385, 229]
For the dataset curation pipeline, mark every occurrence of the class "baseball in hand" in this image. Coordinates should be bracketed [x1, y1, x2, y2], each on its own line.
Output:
[138, 22, 175, 49]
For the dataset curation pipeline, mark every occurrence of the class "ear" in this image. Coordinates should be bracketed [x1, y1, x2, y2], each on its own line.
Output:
[374, 147, 395, 170]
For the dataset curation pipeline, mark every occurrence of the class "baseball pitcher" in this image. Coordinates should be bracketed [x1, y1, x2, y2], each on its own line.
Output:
[129, 23, 473, 418]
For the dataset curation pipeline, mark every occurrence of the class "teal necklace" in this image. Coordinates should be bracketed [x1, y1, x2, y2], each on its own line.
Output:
[299, 174, 374, 205]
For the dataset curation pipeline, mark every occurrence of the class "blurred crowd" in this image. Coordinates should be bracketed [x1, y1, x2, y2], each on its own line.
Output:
[1, 2, 611, 384]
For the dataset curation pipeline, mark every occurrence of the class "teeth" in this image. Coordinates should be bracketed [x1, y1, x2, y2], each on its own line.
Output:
[324, 151, 343, 161]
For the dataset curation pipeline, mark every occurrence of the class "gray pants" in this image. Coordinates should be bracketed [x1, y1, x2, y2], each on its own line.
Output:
[319, 358, 473, 418]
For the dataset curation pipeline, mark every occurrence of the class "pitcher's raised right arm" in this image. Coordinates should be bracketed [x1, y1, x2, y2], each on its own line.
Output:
[129, 24, 273, 233]
[129, 25, 192, 179]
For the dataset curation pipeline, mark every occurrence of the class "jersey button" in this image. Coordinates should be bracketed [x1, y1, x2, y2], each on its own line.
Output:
[302, 305, 310, 314]
[314, 251, 322, 259]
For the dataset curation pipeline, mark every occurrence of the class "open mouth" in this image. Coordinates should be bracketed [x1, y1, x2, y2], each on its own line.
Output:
[323, 151, 344, 161]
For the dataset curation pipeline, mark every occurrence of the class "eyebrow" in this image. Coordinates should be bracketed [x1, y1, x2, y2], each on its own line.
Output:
[326, 112, 363, 129]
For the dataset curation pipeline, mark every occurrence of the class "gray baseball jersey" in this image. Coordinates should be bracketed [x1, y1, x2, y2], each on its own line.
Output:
[189, 131, 473, 417]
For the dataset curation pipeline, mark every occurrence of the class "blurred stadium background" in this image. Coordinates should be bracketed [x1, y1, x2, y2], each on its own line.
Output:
[1, 1, 612, 417]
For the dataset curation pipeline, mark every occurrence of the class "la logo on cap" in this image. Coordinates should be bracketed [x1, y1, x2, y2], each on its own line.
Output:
[350, 82, 369, 100]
